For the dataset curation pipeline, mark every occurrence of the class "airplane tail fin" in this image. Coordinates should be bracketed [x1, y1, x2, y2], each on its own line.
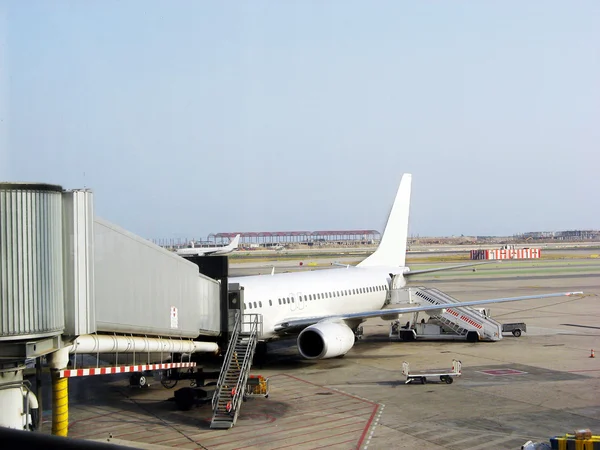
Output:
[229, 234, 241, 249]
[357, 173, 412, 268]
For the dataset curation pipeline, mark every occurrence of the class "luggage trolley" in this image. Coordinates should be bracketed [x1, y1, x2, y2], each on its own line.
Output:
[244, 375, 270, 399]
[402, 359, 462, 384]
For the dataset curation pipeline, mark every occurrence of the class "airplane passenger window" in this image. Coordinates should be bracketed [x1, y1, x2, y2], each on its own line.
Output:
[259, 301, 262, 307]
[269, 300, 272, 306]
[309, 294, 312, 300]
[248, 303, 252, 309]
[254, 302, 257, 308]
[287, 298, 290, 304]
[292, 298, 294, 303]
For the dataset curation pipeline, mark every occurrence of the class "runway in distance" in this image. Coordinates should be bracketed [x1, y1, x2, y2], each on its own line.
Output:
[229, 174, 583, 360]
[177, 234, 240, 257]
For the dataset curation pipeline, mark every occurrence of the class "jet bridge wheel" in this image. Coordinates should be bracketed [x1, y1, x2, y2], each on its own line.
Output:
[130, 372, 148, 388]
[161, 370, 179, 389]
[440, 376, 453, 384]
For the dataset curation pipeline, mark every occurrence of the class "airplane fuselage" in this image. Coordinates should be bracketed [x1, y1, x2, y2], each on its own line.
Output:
[177, 248, 231, 256]
[229, 265, 407, 339]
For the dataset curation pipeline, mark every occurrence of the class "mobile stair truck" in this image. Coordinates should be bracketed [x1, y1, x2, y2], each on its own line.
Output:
[389, 287, 504, 342]
[402, 359, 462, 384]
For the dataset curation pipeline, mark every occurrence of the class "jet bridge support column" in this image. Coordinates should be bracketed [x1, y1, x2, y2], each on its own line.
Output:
[48, 348, 70, 436]
[0, 362, 39, 431]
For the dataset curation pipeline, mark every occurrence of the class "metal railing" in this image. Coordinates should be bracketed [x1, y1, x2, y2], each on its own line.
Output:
[212, 310, 242, 411]
[211, 312, 262, 420]
[227, 314, 261, 417]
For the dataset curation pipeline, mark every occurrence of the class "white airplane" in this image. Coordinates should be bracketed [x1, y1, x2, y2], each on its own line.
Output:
[229, 174, 582, 360]
[177, 234, 241, 257]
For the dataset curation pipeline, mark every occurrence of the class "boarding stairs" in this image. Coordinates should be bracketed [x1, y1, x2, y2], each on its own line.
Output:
[412, 287, 503, 341]
[210, 312, 262, 429]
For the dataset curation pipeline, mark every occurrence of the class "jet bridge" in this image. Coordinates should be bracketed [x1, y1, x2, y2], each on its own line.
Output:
[0, 184, 223, 434]
[389, 287, 503, 342]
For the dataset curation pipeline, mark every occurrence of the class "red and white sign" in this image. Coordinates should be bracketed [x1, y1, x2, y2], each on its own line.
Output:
[171, 306, 178, 328]
[470, 248, 541, 260]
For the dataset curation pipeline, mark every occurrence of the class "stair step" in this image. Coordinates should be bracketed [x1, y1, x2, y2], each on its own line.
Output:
[212, 315, 260, 430]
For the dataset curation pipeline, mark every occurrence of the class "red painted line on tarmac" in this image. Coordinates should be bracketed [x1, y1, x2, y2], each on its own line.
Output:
[206, 409, 372, 448]
[68, 409, 128, 429]
[282, 374, 379, 406]
[150, 435, 196, 446]
[112, 429, 167, 441]
[264, 425, 366, 450]
[356, 404, 380, 450]
[276, 395, 372, 411]
[312, 438, 361, 449]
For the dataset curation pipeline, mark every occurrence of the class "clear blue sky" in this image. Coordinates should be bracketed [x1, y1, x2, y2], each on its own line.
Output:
[2, 1, 599, 240]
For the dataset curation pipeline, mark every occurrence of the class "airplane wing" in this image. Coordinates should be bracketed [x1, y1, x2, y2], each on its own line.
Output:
[404, 261, 493, 277]
[273, 291, 583, 333]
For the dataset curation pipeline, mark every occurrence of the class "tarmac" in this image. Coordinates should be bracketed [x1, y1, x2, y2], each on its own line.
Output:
[39, 258, 600, 450]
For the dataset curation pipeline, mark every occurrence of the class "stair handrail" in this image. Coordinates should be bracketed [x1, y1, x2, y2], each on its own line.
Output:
[212, 310, 242, 411]
[228, 314, 261, 418]
[423, 288, 502, 336]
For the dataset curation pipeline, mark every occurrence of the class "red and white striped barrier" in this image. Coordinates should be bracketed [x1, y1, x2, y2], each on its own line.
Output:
[470, 248, 541, 260]
[447, 308, 482, 329]
[58, 361, 196, 378]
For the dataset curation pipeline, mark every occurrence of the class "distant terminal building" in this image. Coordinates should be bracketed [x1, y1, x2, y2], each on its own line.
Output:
[515, 230, 600, 241]
[153, 229, 381, 249]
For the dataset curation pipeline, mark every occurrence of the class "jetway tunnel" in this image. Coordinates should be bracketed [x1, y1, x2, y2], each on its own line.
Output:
[0, 183, 230, 434]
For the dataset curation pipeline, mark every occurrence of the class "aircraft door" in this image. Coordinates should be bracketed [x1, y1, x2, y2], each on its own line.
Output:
[388, 273, 405, 305]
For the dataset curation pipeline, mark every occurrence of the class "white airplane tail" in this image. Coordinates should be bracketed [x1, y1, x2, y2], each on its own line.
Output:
[357, 173, 412, 268]
[229, 234, 241, 249]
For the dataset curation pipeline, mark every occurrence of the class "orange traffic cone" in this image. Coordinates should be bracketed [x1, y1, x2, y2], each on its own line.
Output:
[591, 349, 595, 358]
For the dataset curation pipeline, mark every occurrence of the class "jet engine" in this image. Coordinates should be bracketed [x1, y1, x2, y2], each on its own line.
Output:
[297, 321, 356, 359]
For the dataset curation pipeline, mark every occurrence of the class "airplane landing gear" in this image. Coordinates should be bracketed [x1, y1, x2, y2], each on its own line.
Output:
[253, 342, 268, 367]
[354, 326, 364, 341]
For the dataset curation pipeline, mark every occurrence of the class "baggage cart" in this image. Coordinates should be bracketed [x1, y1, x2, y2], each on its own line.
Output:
[502, 322, 527, 337]
[244, 375, 269, 399]
[402, 359, 462, 384]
